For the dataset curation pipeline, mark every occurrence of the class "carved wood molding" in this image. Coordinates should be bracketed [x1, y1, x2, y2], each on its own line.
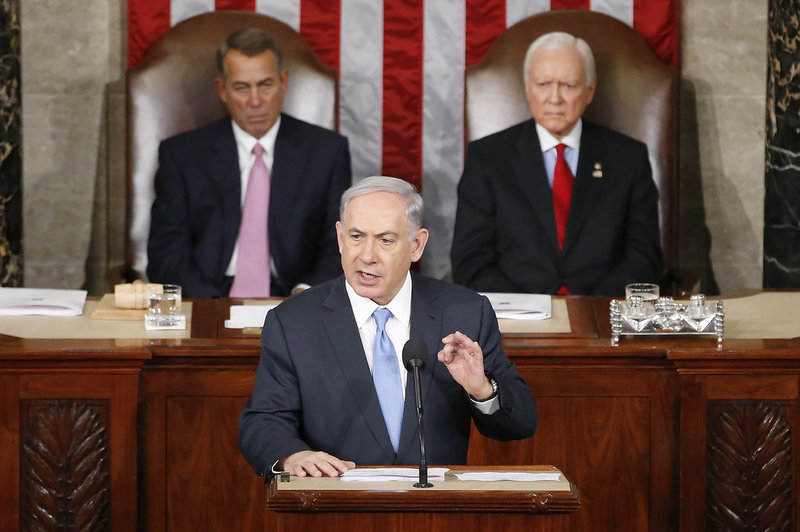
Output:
[20, 400, 110, 531]
[707, 401, 791, 532]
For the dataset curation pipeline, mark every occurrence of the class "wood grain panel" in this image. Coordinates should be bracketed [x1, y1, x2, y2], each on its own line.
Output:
[0, 374, 20, 532]
[470, 396, 651, 532]
[165, 395, 262, 531]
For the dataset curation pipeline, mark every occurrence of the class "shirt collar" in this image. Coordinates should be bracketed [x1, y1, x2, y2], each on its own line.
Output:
[345, 272, 413, 329]
[536, 119, 582, 153]
[231, 114, 281, 157]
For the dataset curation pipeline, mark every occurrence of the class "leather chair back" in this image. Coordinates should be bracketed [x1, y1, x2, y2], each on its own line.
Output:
[465, 10, 678, 276]
[126, 11, 336, 278]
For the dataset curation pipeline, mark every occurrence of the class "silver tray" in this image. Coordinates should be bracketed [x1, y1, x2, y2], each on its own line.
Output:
[610, 294, 724, 344]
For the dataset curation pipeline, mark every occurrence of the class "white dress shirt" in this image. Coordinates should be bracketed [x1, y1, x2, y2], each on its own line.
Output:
[537, 119, 582, 188]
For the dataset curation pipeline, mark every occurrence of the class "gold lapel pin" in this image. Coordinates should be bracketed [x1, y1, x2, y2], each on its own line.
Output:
[592, 162, 603, 179]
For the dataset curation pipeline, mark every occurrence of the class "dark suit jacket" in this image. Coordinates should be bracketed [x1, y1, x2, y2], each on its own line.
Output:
[238, 273, 538, 477]
[451, 119, 662, 297]
[147, 114, 352, 297]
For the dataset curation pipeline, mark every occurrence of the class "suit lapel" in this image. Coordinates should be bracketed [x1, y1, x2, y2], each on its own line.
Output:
[564, 122, 607, 253]
[397, 275, 443, 458]
[320, 279, 398, 461]
[269, 115, 305, 279]
[208, 120, 241, 271]
[513, 121, 560, 251]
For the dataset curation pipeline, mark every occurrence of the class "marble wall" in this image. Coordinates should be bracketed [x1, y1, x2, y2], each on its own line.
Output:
[764, 1, 800, 287]
[19, 0, 767, 296]
[0, 0, 21, 286]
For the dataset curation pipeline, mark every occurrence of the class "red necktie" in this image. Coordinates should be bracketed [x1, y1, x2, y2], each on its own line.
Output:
[553, 143, 574, 251]
[229, 144, 270, 297]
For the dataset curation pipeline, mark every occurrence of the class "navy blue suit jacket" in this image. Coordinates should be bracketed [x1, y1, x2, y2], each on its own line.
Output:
[451, 119, 662, 297]
[147, 114, 352, 297]
[238, 273, 538, 477]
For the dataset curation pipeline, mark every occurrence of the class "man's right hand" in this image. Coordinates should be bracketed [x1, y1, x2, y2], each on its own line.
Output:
[279, 450, 356, 478]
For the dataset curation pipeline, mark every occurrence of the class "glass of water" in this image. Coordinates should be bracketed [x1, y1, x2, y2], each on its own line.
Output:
[625, 283, 660, 303]
[144, 284, 186, 329]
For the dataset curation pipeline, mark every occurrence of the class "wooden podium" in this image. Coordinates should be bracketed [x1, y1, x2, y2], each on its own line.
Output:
[265, 465, 579, 532]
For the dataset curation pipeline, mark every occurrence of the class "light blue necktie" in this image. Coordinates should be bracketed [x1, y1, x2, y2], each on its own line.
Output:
[371, 308, 404, 452]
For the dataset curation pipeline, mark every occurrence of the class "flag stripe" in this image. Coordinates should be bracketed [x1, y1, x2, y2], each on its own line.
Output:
[217, 0, 254, 11]
[506, 1, 549, 27]
[592, 0, 633, 26]
[633, 0, 677, 67]
[551, 0, 591, 11]
[381, 0, 424, 189]
[127, 0, 171, 67]
[465, 0, 505, 66]
[172, 0, 213, 25]
[422, 0, 466, 277]
[256, 0, 300, 29]
[299, 0, 341, 71]
[339, 0, 383, 178]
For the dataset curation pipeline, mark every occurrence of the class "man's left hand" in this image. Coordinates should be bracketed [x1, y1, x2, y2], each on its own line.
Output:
[438, 331, 494, 400]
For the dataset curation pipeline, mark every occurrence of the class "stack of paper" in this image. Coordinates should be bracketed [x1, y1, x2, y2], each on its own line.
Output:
[340, 467, 449, 482]
[453, 471, 561, 482]
[0, 288, 87, 316]
[481, 293, 552, 320]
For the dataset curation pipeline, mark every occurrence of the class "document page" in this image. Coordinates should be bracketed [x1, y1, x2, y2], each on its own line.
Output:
[340, 467, 449, 482]
[0, 288, 87, 316]
[481, 293, 552, 320]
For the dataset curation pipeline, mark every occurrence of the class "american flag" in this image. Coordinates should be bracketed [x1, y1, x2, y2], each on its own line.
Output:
[128, 0, 677, 279]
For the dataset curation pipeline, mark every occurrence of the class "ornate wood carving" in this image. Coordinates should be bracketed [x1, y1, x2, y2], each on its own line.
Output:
[706, 401, 791, 532]
[20, 401, 111, 531]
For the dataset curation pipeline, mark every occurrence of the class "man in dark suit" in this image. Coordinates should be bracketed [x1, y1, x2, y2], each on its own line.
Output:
[239, 176, 537, 478]
[147, 28, 351, 297]
[451, 31, 662, 297]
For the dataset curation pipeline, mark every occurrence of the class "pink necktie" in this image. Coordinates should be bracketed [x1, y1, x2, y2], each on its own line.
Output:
[229, 144, 270, 297]
[553, 143, 574, 251]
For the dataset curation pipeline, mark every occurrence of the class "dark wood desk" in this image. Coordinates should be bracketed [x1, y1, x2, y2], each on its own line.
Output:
[266, 465, 580, 532]
[1, 295, 799, 531]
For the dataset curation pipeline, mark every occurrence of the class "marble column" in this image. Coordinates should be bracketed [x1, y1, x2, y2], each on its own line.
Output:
[0, 0, 22, 286]
[764, 1, 800, 287]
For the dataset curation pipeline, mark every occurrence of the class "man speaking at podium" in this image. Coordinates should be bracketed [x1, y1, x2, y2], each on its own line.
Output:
[239, 176, 537, 478]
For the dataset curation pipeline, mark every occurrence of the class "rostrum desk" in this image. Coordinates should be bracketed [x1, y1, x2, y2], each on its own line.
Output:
[1, 293, 798, 531]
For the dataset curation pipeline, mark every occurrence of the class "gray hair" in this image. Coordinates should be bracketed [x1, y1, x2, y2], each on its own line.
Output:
[339, 176, 424, 238]
[216, 28, 284, 79]
[523, 31, 596, 86]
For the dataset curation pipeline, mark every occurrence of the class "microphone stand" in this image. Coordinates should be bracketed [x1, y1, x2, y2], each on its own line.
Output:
[411, 363, 432, 488]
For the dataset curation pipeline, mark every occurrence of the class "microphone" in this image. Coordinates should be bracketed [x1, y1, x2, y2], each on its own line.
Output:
[402, 339, 432, 488]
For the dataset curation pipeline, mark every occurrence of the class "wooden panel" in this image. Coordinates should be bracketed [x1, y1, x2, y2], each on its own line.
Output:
[0, 374, 20, 532]
[267, 511, 573, 532]
[165, 395, 262, 531]
[140, 368, 262, 532]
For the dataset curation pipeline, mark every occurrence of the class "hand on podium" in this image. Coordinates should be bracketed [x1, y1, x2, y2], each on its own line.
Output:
[279, 450, 355, 478]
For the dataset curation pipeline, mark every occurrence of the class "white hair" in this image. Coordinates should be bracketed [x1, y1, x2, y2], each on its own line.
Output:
[523, 31, 596, 86]
[339, 176, 424, 239]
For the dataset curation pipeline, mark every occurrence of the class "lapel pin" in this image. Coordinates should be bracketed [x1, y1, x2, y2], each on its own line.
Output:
[592, 162, 603, 179]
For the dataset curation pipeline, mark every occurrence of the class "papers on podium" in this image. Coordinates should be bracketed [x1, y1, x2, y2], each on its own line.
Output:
[481, 293, 552, 320]
[0, 288, 87, 316]
[340, 467, 449, 482]
[454, 471, 561, 482]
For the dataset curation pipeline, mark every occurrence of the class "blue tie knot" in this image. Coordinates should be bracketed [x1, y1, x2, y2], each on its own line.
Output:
[373, 307, 391, 331]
